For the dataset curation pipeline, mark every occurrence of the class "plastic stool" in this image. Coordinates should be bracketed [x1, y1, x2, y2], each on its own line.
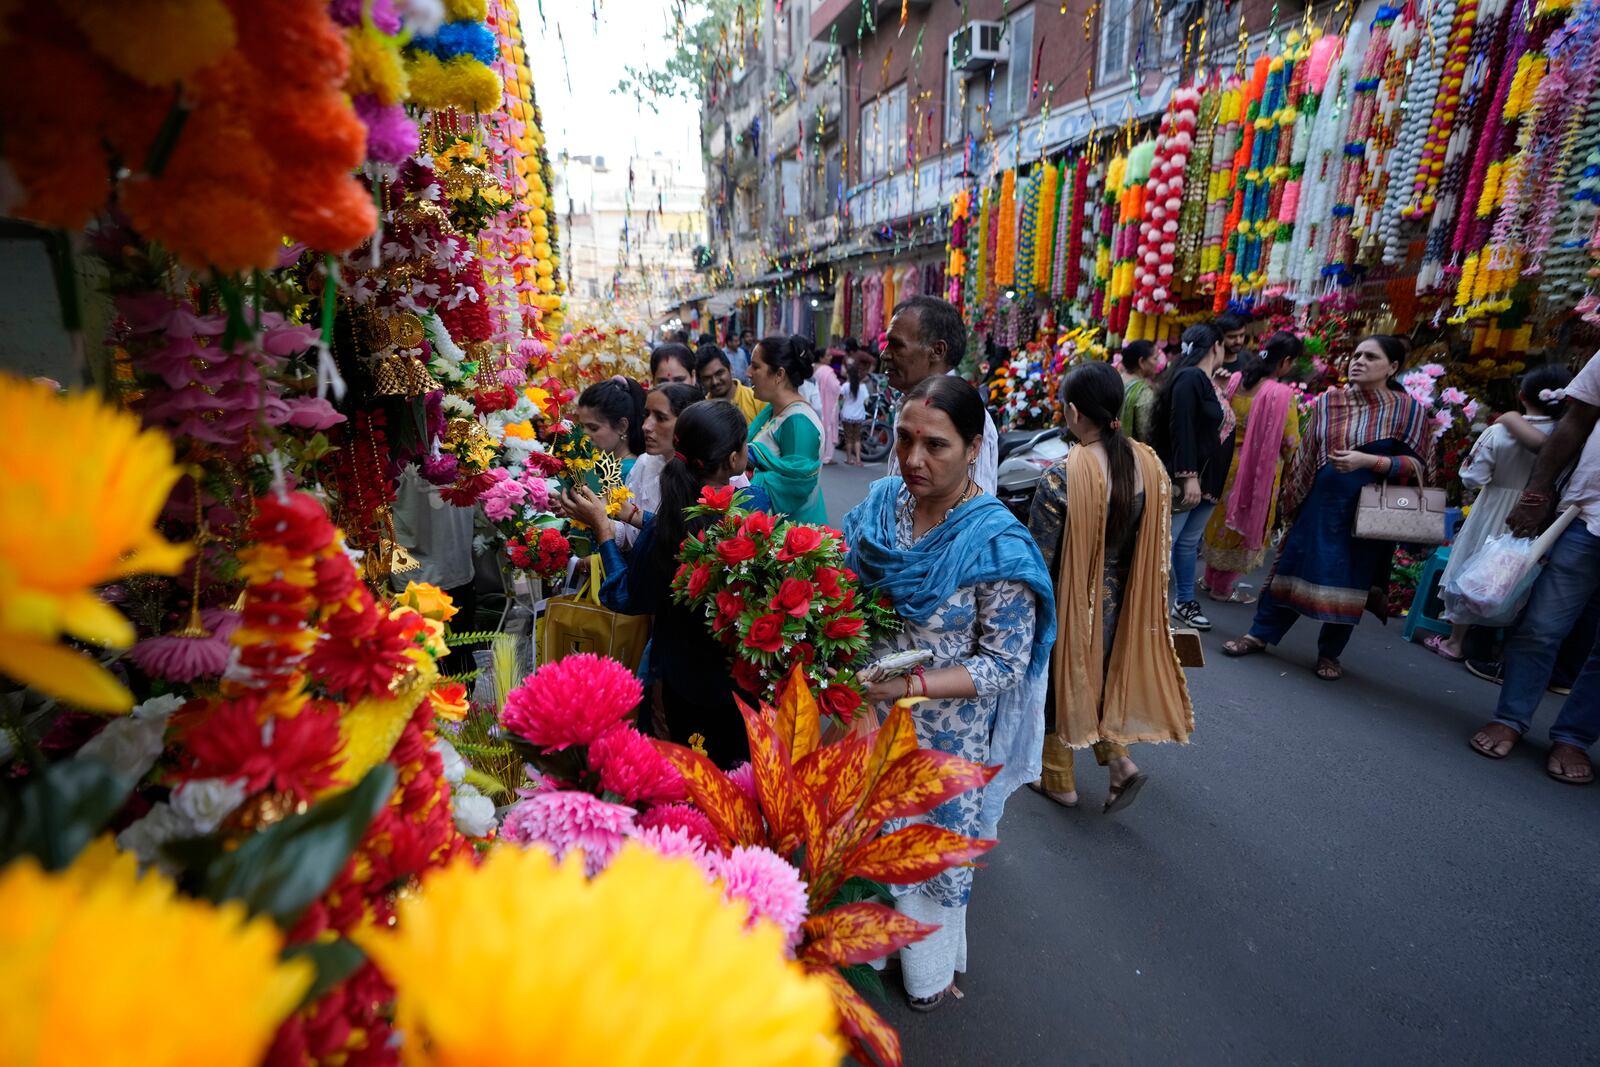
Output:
[1402, 545, 1452, 643]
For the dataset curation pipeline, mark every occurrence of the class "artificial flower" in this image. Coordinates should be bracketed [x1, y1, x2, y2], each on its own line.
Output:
[500, 790, 637, 876]
[726, 761, 758, 800]
[777, 526, 824, 560]
[717, 534, 758, 566]
[699, 485, 736, 510]
[0, 838, 311, 1066]
[588, 725, 687, 806]
[745, 614, 787, 654]
[397, 581, 459, 623]
[74, 696, 177, 780]
[356, 844, 841, 1066]
[500, 653, 641, 750]
[61, 0, 237, 86]
[450, 781, 497, 837]
[404, 51, 501, 112]
[429, 680, 470, 722]
[770, 578, 814, 618]
[181, 693, 345, 801]
[711, 845, 811, 946]
[635, 824, 713, 867]
[0, 375, 190, 712]
[635, 802, 722, 850]
[170, 776, 248, 833]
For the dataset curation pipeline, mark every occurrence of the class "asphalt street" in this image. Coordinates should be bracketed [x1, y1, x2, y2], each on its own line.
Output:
[818, 460, 1600, 1066]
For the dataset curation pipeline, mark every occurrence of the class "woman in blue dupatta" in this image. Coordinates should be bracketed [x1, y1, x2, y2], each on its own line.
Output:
[746, 335, 829, 524]
[843, 376, 1055, 1013]
[1222, 336, 1432, 681]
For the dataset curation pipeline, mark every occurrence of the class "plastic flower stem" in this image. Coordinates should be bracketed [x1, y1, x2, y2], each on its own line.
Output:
[140, 87, 191, 179]
[322, 253, 340, 346]
[219, 279, 250, 350]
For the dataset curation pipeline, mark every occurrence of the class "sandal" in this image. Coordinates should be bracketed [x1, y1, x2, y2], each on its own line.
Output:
[1314, 657, 1343, 681]
[1027, 780, 1078, 809]
[1208, 588, 1259, 604]
[907, 983, 963, 1013]
[1546, 742, 1594, 785]
[1469, 722, 1520, 760]
[1221, 635, 1267, 657]
[1423, 634, 1465, 662]
[1103, 772, 1148, 815]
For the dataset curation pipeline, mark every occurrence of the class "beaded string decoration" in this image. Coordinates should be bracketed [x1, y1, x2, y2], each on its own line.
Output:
[1449, 0, 1533, 275]
[1352, 7, 1418, 266]
[1134, 86, 1200, 317]
[1199, 76, 1245, 288]
[1015, 168, 1041, 298]
[1232, 52, 1294, 305]
[1375, 0, 1451, 266]
[1269, 32, 1338, 293]
[1404, 0, 1479, 221]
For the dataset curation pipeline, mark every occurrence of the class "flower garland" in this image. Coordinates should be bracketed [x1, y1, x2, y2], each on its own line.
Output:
[1215, 57, 1270, 310]
[995, 168, 1018, 288]
[1015, 168, 1040, 297]
[1031, 161, 1060, 297]
[1134, 87, 1199, 317]
[1199, 77, 1246, 288]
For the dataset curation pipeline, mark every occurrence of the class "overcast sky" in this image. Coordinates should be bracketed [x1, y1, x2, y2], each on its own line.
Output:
[520, 0, 704, 174]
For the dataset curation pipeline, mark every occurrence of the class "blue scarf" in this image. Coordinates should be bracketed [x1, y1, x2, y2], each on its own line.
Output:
[843, 477, 1057, 837]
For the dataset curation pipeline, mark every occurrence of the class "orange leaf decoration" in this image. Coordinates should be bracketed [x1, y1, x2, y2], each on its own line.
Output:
[652, 741, 765, 848]
[773, 662, 822, 761]
[841, 824, 996, 885]
[737, 697, 802, 854]
[856, 749, 999, 831]
[810, 969, 903, 1067]
[799, 902, 938, 968]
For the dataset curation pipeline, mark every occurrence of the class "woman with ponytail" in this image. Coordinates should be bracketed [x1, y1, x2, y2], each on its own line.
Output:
[576, 376, 647, 478]
[558, 400, 769, 767]
[747, 334, 829, 523]
[1028, 362, 1194, 815]
[1200, 331, 1305, 602]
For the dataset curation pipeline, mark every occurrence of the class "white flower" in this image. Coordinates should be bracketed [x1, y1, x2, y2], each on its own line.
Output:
[435, 738, 466, 786]
[170, 777, 248, 834]
[132, 694, 185, 720]
[116, 803, 194, 876]
[452, 783, 497, 838]
[76, 713, 169, 782]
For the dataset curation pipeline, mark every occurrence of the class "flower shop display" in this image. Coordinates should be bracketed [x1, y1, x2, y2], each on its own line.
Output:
[669, 487, 897, 717]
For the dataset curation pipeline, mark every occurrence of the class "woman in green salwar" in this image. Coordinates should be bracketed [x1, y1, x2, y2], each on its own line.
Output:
[746, 334, 828, 524]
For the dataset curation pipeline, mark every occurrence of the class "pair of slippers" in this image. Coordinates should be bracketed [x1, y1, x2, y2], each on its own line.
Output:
[1027, 774, 1148, 814]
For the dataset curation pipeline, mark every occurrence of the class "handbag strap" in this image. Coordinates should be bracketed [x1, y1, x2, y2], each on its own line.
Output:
[581, 553, 604, 606]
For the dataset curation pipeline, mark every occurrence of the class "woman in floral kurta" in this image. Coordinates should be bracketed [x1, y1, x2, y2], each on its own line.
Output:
[843, 376, 1054, 1012]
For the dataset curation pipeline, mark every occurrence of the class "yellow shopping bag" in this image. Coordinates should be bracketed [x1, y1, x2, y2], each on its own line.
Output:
[537, 554, 649, 671]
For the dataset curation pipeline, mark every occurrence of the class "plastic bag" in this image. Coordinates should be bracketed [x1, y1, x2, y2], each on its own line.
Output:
[1442, 533, 1540, 626]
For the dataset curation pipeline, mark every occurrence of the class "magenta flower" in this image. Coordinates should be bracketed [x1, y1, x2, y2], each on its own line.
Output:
[500, 654, 642, 750]
[634, 824, 713, 870]
[727, 761, 757, 801]
[281, 396, 347, 430]
[501, 791, 637, 876]
[636, 803, 722, 851]
[588, 725, 686, 805]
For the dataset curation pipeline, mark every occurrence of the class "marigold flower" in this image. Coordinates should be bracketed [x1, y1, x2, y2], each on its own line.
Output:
[0, 838, 311, 1066]
[0, 376, 189, 712]
[500, 653, 641, 750]
[357, 844, 841, 1065]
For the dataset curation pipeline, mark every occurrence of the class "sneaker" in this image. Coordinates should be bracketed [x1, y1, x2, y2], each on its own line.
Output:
[1465, 658, 1504, 685]
[1172, 600, 1212, 631]
[1550, 682, 1573, 696]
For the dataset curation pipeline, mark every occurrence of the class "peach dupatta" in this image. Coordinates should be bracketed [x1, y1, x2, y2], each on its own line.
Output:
[1052, 441, 1195, 748]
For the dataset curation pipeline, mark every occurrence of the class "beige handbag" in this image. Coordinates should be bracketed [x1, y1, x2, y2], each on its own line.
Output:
[1352, 481, 1448, 545]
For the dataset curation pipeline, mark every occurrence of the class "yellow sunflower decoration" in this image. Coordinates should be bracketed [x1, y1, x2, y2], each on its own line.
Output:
[0, 375, 190, 712]
[0, 838, 311, 1066]
[359, 844, 843, 1066]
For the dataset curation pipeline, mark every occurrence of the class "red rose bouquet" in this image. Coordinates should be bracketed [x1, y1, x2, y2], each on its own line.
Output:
[505, 526, 570, 580]
[670, 487, 897, 716]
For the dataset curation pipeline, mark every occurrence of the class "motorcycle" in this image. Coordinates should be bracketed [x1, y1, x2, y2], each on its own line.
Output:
[857, 373, 897, 465]
[995, 426, 1069, 520]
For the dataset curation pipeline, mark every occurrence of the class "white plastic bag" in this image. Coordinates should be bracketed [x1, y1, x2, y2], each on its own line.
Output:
[1442, 533, 1539, 626]
[1441, 506, 1581, 627]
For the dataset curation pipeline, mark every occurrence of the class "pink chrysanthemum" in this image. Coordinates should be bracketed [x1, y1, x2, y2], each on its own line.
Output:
[636, 803, 722, 852]
[712, 846, 810, 945]
[727, 761, 757, 801]
[501, 790, 637, 877]
[588, 726, 686, 805]
[634, 825, 713, 872]
[500, 654, 642, 750]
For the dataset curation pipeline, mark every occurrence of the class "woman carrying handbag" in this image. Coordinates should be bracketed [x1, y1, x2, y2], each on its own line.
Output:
[1222, 336, 1433, 681]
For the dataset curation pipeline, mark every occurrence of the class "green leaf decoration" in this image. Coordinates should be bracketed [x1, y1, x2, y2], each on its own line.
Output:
[199, 765, 395, 925]
[283, 938, 366, 1009]
[0, 759, 133, 871]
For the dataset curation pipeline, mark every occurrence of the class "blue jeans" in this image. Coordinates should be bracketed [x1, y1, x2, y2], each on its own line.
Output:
[1170, 501, 1216, 604]
[1496, 523, 1600, 749]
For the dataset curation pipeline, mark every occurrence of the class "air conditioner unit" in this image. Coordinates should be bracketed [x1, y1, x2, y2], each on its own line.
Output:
[949, 21, 1007, 72]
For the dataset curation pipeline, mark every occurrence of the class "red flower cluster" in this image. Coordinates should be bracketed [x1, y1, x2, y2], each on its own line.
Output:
[670, 493, 896, 711]
[506, 526, 570, 579]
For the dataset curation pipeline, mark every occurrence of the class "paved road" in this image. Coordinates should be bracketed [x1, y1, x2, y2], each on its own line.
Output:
[817, 463, 1600, 1066]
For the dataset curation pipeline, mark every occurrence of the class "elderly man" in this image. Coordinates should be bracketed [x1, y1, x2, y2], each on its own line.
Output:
[695, 344, 764, 422]
[880, 295, 997, 493]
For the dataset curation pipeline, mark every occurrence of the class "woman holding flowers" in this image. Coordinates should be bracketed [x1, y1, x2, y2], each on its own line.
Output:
[747, 335, 829, 524]
[1200, 332, 1305, 603]
[613, 382, 704, 550]
[576, 377, 647, 479]
[843, 376, 1055, 1012]
[561, 400, 769, 766]
[1223, 336, 1432, 681]
[1028, 362, 1194, 815]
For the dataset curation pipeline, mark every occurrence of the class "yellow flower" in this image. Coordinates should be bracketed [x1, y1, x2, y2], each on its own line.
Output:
[358, 845, 842, 1067]
[397, 581, 459, 623]
[0, 375, 190, 712]
[0, 838, 311, 1066]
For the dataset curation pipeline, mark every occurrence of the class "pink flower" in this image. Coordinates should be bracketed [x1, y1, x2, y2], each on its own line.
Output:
[634, 825, 713, 870]
[1463, 400, 1481, 423]
[281, 396, 347, 430]
[1440, 387, 1469, 406]
[479, 475, 527, 522]
[501, 791, 637, 876]
[1423, 363, 1447, 378]
[588, 726, 686, 805]
[636, 803, 722, 851]
[128, 631, 232, 682]
[727, 761, 757, 801]
[711, 846, 810, 945]
[518, 474, 550, 512]
[500, 654, 642, 750]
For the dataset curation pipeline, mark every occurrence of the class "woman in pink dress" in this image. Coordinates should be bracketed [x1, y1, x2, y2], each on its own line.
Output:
[814, 357, 843, 465]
